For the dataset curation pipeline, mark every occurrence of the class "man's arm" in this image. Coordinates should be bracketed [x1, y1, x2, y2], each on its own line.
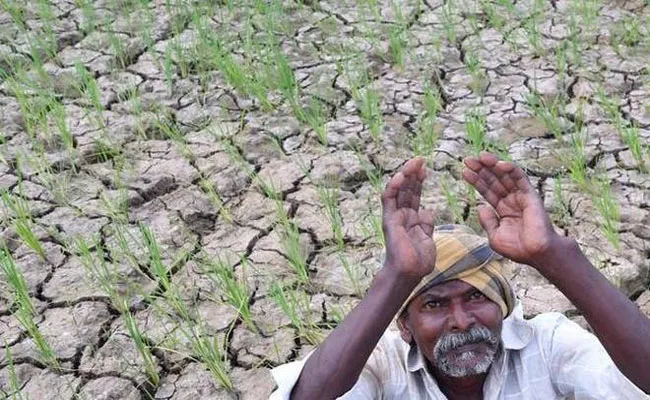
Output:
[462, 152, 650, 393]
[291, 158, 437, 400]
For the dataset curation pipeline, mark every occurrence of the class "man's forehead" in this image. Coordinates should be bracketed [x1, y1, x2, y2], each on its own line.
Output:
[416, 279, 475, 298]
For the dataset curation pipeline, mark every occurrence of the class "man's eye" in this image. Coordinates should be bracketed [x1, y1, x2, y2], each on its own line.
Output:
[469, 291, 485, 300]
[424, 300, 442, 309]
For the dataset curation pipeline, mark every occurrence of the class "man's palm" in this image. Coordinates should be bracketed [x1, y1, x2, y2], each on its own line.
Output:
[463, 153, 557, 265]
[382, 158, 436, 280]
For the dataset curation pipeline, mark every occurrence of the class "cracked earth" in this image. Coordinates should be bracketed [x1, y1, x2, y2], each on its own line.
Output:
[0, 0, 649, 398]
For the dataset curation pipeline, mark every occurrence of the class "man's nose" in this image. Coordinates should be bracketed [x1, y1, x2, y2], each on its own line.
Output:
[447, 302, 475, 331]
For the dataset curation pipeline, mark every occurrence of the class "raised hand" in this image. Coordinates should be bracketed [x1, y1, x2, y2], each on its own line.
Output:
[381, 158, 436, 281]
[461, 152, 559, 266]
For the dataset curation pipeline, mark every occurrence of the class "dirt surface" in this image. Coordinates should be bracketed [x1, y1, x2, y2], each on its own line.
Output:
[0, 0, 649, 399]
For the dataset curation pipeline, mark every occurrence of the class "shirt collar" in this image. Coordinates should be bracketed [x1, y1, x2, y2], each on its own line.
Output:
[405, 300, 533, 373]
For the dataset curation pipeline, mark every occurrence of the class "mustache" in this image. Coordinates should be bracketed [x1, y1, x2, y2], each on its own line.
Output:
[434, 325, 499, 356]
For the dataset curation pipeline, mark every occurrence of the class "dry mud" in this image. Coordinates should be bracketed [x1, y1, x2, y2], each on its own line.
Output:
[0, 0, 649, 399]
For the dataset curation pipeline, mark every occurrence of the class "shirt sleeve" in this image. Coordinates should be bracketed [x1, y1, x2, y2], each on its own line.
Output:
[543, 313, 650, 399]
[269, 341, 390, 400]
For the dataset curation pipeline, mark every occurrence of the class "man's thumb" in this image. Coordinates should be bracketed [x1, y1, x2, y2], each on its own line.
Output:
[478, 205, 499, 236]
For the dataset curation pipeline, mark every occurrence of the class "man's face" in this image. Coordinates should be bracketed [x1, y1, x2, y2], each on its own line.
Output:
[398, 280, 503, 378]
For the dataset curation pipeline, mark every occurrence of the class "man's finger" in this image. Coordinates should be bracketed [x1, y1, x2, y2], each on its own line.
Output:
[462, 169, 502, 209]
[477, 204, 500, 236]
[396, 158, 425, 211]
[381, 171, 404, 215]
[418, 209, 435, 237]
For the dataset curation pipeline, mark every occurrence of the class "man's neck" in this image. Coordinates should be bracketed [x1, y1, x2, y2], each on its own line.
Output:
[432, 368, 487, 400]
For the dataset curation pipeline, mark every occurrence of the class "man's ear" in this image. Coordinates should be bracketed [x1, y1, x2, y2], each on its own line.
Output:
[397, 312, 413, 344]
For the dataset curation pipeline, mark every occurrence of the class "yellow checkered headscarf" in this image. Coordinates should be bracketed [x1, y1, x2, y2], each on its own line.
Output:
[397, 225, 515, 318]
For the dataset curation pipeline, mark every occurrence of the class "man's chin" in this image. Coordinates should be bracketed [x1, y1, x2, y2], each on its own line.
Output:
[435, 344, 497, 378]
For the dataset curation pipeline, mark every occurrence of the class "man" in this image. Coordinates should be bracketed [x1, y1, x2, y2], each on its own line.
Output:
[270, 153, 650, 399]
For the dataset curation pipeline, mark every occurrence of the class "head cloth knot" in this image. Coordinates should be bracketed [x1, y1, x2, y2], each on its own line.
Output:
[397, 224, 515, 319]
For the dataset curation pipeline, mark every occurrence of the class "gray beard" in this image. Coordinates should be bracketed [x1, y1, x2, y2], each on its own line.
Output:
[432, 325, 501, 378]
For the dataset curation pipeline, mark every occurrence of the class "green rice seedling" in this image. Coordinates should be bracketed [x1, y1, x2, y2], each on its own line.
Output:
[270, 284, 323, 345]
[386, 2, 409, 68]
[74, 62, 106, 130]
[74, 0, 98, 33]
[315, 182, 345, 250]
[163, 45, 176, 93]
[301, 97, 328, 145]
[107, 29, 129, 70]
[440, 0, 457, 44]
[480, 0, 506, 31]
[465, 108, 487, 155]
[360, 203, 384, 247]
[1, 189, 46, 260]
[596, 86, 624, 128]
[552, 178, 571, 228]
[592, 177, 620, 250]
[199, 179, 232, 223]
[72, 236, 124, 309]
[566, 15, 582, 65]
[139, 224, 171, 292]
[275, 202, 310, 284]
[388, 25, 407, 69]
[123, 307, 160, 386]
[73, 236, 160, 385]
[154, 111, 195, 161]
[464, 45, 487, 95]
[412, 84, 442, 158]
[202, 256, 255, 332]
[354, 151, 384, 196]
[1, 1, 27, 31]
[185, 324, 234, 390]
[568, 128, 589, 190]
[440, 174, 464, 224]
[412, 114, 439, 159]
[525, 90, 565, 140]
[3, 343, 25, 400]
[275, 49, 300, 107]
[1, 248, 59, 370]
[555, 41, 569, 90]
[222, 140, 280, 200]
[610, 15, 644, 52]
[522, 0, 546, 56]
[621, 125, 648, 173]
[355, 86, 383, 141]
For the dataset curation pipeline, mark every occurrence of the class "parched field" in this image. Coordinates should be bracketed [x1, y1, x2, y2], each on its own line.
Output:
[0, 0, 649, 398]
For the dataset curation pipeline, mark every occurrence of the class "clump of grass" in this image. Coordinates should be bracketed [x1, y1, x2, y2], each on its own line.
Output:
[181, 325, 234, 390]
[1, 189, 46, 260]
[465, 108, 488, 155]
[72, 237, 160, 386]
[3, 342, 26, 400]
[592, 177, 620, 249]
[315, 180, 363, 296]
[360, 203, 384, 247]
[202, 256, 256, 332]
[270, 284, 324, 345]
[0, 248, 59, 370]
[345, 57, 383, 141]
[412, 84, 442, 159]
[302, 98, 329, 146]
[199, 179, 232, 223]
[595, 86, 648, 172]
[464, 45, 487, 95]
[275, 202, 310, 284]
[221, 140, 280, 200]
[621, 125, 647, 173]
[526, 90, 567, 140]
[440, 174, 464, 224]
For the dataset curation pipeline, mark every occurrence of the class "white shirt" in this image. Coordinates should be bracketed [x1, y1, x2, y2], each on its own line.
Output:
[269, 302, 649, 399]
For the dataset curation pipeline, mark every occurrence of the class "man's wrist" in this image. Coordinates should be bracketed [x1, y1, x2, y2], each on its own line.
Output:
[529, 234, 581, 276]
[377, 263, 423, 294]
